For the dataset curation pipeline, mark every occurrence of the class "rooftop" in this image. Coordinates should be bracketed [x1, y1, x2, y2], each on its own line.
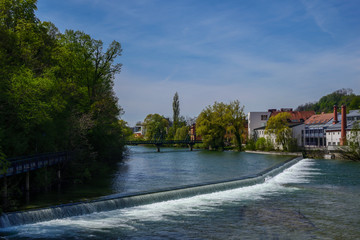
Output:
[270, 110, 315, 123]
[326, 120, 360, 131]
[305, 112, 334, 125]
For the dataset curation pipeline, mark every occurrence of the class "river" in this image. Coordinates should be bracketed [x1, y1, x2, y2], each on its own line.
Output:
[0, 146, 359, 239]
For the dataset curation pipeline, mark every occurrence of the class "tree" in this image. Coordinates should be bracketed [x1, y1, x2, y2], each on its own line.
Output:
[0, 0, 127, 171]
[172, 92, 180, 128]
[197, 102, 227, 150]
[143, 114, 169, 140]
[341, 121, 360, 161]
[225, 100, 246, 151]
[174, 126, 190, 141]
[255, 137, 266, 151]
[296, 88, 359, 113]
[196, 101, 245, 151]
[265, 112, 293, 151]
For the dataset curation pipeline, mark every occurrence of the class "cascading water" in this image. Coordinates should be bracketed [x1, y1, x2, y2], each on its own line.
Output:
[0, 156, 303, 228]
[1, 154, 359, 240]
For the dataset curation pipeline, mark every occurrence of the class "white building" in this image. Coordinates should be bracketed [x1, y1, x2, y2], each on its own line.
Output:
[247, 111, 271, 139]
[254, 123, 305, 149]
[325, 108, 360, 149]
[326, 110, 360, 147]
[304, 112, 335, 148]
[248, 108, 314, 140]
[132, 122, 146, 137]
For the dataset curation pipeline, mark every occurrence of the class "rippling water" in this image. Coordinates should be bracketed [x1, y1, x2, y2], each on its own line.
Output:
[1, 147, 359, 239]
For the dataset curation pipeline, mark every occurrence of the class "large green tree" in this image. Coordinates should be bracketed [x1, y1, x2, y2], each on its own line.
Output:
[143, 114, 169, 140]
[225, 100, 246, 151]
[196, 101, 246, 150]
[265, 112, 293, 151]
[0, 0, 127, 174]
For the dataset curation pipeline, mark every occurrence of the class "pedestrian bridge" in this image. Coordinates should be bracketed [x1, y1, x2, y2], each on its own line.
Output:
[0, 152, 71, 178]
[125, 140, 203, 152]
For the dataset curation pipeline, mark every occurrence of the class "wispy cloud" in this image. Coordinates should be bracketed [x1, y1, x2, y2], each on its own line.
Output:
[36, 0, 360, 125]
[301, 0, 339, 37]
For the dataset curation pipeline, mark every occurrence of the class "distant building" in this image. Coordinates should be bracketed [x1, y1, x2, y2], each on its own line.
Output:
[326, 107, 360, 148]
[254, 123, 305, 149]
[304, 111, 335, 148]
[132, 122, 145, 137]
[268, 108, 315, 124]
[248, 108, 315, 140]
[247, 111, 271, 139]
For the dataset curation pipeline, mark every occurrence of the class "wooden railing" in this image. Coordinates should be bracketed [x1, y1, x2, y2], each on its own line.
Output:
[0, 151, 72, 178]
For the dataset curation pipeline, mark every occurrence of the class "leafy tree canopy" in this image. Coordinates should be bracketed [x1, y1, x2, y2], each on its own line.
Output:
[296, 88, 360, 113]
[265, 112, 292, 150]
[196, 100, 246, 151]
[0, 0, 126, 172]
[143, 114, 169, 140]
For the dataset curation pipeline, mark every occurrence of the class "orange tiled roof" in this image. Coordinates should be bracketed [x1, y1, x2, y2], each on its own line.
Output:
[304, 112, 333, 124]
[270, 110, 315, 122]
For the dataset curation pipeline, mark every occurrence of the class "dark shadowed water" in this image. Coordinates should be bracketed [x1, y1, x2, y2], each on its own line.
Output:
[0, 146, 359, 239]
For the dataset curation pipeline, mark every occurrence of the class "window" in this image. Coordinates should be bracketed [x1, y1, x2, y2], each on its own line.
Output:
[328, 142, 331, 146]
[261, 115, 268, 120]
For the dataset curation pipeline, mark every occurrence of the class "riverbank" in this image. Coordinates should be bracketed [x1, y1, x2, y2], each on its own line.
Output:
[245, 150, 302, 156]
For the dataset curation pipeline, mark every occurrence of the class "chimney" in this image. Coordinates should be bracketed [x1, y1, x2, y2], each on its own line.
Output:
[333, 105, 338, 124]
[340, 105, 347, 146]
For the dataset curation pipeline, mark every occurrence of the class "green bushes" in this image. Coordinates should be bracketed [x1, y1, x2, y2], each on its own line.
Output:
[254, 137, 275, 151]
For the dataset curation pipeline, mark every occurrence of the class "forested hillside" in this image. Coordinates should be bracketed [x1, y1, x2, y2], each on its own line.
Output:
[296, 89, 360, 113]
[0, 1, 128, 177]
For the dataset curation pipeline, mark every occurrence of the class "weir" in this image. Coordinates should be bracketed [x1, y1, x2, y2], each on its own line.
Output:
[0, 156, 303, 228]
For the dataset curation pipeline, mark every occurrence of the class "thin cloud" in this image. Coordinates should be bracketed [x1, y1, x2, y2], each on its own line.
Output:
[301, 0, 339, 37]
[35, 0, 360, 126]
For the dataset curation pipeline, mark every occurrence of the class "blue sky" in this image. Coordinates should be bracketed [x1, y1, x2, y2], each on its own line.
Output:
[36, 0, 360, 126]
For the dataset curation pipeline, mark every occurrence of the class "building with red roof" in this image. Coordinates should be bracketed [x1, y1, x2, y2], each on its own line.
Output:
[304, 112, 335, 148]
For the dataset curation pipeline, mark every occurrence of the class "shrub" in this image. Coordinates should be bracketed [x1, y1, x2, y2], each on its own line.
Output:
[255, 137, 266, 151]
[245, 138, 256, 150]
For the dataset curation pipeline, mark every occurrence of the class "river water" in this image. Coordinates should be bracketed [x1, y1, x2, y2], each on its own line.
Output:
[1, 146, 360, 239]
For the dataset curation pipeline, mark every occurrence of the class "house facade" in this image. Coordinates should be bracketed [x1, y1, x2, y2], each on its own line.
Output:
[132, 122, 146, 137]
[326, 107, 360, 148]
[303, 112, 335, 148]
[249, 108, 314, 147]
[254, 123, 305, 149]
[247, 111, 271, 139]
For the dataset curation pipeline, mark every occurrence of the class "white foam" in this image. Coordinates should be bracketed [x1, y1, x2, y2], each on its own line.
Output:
[0, 159, 319, 238]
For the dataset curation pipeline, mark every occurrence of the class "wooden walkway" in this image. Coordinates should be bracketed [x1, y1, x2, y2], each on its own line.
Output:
[0, 152, 71, 178]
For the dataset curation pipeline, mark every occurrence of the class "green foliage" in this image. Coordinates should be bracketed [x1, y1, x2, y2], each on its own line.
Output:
[255, 137, 266, 151]
[174, 126, 190, 141]
[197, 102, 227, 150]
[0, 0, 128, 183]
[285, 138, 299, 152]
[197, 100, 246, 151]
[226, 100, 246, 151]
[0, 146, 9, 175]
[245, 138, 256, 151]
[296, 88, 360, 113]
[143, 114, 169, 140]
[265, 112, 292, 151]
[341, 121, 360, 161]
[264, 138, 275, 151]
[255, 137, 275, 151]
[172, 92, 180, 129]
